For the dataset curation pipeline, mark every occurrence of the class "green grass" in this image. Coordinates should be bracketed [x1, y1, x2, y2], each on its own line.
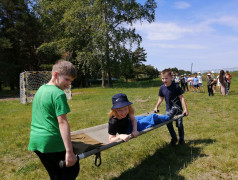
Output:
[1, 75, 238, 179]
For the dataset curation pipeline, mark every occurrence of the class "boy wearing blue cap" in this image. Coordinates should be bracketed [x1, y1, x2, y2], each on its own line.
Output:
[108, 93, 178, 143]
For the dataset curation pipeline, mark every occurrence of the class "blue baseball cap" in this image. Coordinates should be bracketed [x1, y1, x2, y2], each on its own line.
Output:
[111, 93, 133, 109]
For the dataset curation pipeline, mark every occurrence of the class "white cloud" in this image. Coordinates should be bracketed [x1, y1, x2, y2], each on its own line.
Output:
[134, 22, 213, 41]
[147, 23, 192, 40]
[173, 1, 191, 9]
[204, 16, 238, 31]
[134, 15, 238, 42]
[155, 43, 207, 49]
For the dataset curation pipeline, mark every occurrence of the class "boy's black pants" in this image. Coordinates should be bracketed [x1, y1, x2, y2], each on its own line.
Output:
[35, 150, 79, 180]
[185, 83, 189, 91]
[207, 85, 213, 96]
[181, 83, 186, 91]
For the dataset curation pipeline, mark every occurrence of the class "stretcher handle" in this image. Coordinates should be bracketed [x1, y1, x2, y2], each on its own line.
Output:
[153, 109, 160, 113]
[59, 155, 79, 168]
[59, 152, 102, 168]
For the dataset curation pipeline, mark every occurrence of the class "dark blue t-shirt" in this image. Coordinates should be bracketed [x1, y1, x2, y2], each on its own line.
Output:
[159, 82, 184, 112]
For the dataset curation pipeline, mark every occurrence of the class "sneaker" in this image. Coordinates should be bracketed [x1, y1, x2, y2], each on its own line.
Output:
[179, 139, 185, 145]
[167, 106, 178, 119]
[170, 138, 178, 146]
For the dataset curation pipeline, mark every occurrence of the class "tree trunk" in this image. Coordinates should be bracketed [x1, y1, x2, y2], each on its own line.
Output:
[101, 70, 105, 88]
[108, 70, 112, 87]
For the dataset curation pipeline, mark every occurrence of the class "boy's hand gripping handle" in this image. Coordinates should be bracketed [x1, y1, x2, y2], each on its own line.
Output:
[59, 155, 79, 168]
[153, 109, 159, 113]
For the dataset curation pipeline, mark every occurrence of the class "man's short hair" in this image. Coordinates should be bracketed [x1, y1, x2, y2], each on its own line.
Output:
[52, 60, 77, 79]
[161, 69, 172, 76]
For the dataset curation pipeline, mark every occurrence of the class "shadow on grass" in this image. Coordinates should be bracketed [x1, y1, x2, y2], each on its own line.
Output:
[113, 138, 215, 180]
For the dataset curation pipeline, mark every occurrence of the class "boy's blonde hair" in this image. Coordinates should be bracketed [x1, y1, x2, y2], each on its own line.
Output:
[52, 60, 77, 79]
[108, 105, 135, 118]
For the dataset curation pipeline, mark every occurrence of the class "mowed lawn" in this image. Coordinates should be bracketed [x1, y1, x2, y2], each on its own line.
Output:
[0, 75, 238, 180]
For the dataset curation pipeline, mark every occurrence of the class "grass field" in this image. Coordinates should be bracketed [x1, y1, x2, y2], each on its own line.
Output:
[0, 73, 238, 179]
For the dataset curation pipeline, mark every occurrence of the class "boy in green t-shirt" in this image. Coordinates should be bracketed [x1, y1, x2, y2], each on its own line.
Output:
[28, 60, 79, 179]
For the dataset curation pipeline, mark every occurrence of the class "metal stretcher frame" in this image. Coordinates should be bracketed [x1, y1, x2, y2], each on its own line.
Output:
[59, 112, 185, 168]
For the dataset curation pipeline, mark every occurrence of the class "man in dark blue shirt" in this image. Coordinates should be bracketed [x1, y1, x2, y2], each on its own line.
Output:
[154, 69, 189, 146]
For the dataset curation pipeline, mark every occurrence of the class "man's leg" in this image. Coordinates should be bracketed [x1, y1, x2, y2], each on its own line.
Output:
[182, 84, 186, 91]
[208, 86, 211, 96]
[186, 83, 189, 91]
[211, 87, 214, 96]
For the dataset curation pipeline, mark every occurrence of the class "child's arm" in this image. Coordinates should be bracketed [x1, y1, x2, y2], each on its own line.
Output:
[108, 114, 139, 143]
[154, 96, 164, 112]
[109, 134, 131, 143]
[58, 114, 77, 167]
[179, 95, 189, 116]
[129, 114, 139, 138]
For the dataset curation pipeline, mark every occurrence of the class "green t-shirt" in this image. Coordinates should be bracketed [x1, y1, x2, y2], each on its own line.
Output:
[28, 85, 70, 153]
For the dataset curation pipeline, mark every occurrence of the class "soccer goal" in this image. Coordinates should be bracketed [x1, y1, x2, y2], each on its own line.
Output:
[20, 71, 72, 104]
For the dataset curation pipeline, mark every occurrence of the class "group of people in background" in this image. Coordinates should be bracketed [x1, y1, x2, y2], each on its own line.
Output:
[172, 72, 204, 93]
[171, 70, 232, 96]
[207, 70, 232, 96]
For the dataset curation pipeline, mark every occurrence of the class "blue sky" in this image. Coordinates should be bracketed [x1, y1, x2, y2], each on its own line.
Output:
[134, 0, 238, 72]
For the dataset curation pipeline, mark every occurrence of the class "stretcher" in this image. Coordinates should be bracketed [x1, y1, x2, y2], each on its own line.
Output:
[59, 112, 185, 168]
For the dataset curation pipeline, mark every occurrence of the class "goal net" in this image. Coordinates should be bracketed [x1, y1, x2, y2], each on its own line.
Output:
[20, 71, 72, 104]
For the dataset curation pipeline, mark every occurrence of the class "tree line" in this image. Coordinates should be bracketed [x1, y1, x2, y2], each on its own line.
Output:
[0, 0, 160, 90]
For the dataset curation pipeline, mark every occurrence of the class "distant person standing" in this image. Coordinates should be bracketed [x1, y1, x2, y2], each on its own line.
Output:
[188, 74, 193, 91]
[219, 70, 227, 95]
[192, 73, 199, 93]
[180, 75, 186, 92]
[211, 71, 216, 93]
[207, 73, 214, 96]
[184, 74, 189, 91]
[197, 72, 205, 93]
[225, 70, 232, 92]
[171, 71, 175, 83]
[216, 74, 221, 94]
[175, 73, 180, 85]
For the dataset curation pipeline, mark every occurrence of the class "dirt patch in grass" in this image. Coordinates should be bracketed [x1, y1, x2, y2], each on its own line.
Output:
[0, 92, 84, 102]
[0, 97, 19, 101]
[135, 99, 148, 102]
